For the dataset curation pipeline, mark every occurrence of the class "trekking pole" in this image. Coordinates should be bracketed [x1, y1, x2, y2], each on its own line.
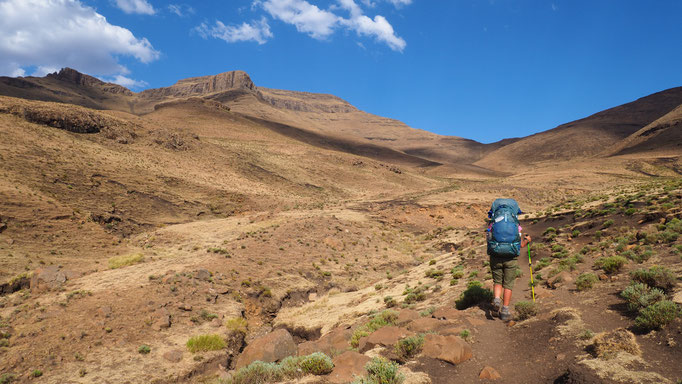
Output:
[528, 243, 536, 303]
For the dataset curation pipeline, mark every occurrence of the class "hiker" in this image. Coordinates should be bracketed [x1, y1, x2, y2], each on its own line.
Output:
[486, 198, 531, 321]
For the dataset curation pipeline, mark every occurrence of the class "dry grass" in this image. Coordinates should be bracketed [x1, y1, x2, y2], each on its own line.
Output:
[108, 253, 144, 269]
[590, 328, 641, 358]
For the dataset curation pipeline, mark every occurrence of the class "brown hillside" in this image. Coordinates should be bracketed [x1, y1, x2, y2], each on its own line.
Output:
[604, 104, 682, 157]
[475, 87, 682, 171]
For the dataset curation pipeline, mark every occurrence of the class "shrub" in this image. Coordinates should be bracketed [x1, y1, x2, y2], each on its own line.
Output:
[394, 334, 424, 360]
[350, 311, 398, 348]
[108, 253, 144, 269]
[572, 229, 581, 237]
[352, 357, 404, 384]
[424, 269, 444, 279]
[403, 286, 427, 304]
[455, 281, 493, 310]
[459, 329, 471, 341]
[384, 296, 396, 308]
[225, 317, 248, 335]
[138, 345, 151, 354]
[620, 283, 665, 312]
[186, 334, 226, 353]
[451, 266, 464, 279]
[634, 300, 681, 331]
[543, 227, 557, 236]
[289, 352, 334, 375]
[31, 370, 42, 378]
[0, 374, 16, 384]
[226, 361, 283, 384]
[602, 219, 614, 228]
[594, 255, 628, 274]
[534, 257, 550, 271]
[630, 266, 677, 292]
[575, 273, 598, 291]
[514, 301, 537, 320]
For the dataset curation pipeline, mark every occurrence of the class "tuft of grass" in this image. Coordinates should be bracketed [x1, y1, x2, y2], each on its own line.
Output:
[350, 310, 399, 348]
[514, 301, 537, 320]
[352, 357, 404, 384]
[630, 266, 677, 293]
[138, 345, 151, 354]
[0, 374, 16, 384]
[225, 317, 248, 335]
[31, 370, 42, 378]
[634, 300, 681, 331]
[223, 353, 334, 384]
[186, 334, 226, 353]
[455, 280, 493, 310]
[594, 255, 628, 274]
[459, 329, 471, 341]
[424, 269, 444, 279]
[108, 253, 144, 269]
[451, 266, 464, 279]
[602, 219, 614, 229]
[575, 273, 599, 291]
[620, 283, 665, 313]
[394, 334, 424, 360]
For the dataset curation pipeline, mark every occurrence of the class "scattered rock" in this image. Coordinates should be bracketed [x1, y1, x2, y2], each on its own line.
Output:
[673, 289, 682, 305]
[599, 274, 609, 281]
[547, 271, 574, 289]
[152, 308, 171, 330]
[328, 351, 371, 384]
[422, 334, 472, 365]
[298, 327, 352, 356]
[358, 326, 414, 353]
[178, 303, 193, 311]
[431, 307, 460, 321]
[479, 366, 501, 380]
[396, 309, 421, 326]
[30, 265, 69, 292]
[163, 349, 183, 363]
[195, 269, 212, 281]
[235, 329, 297, 369]
[97, 306, 112, 318]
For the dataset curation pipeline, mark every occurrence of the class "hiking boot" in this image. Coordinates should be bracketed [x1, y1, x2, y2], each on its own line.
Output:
[499, 306, 512, 322]
[492, 297, 502, 314]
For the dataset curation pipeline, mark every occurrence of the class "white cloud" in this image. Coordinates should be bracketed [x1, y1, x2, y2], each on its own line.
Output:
[196, 17, 273, 44]
[102, 75, 148, 88]
[386, 0, 411, 7]
[261, 0, 340, 39]
[255, 0, 406, 51]
[168, 4, 194, 17]
[113, 0, 155, 15]
[0, 0, 160, 77]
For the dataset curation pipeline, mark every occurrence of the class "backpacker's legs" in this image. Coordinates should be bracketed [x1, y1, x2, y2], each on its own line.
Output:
[493, 284, 512, 307]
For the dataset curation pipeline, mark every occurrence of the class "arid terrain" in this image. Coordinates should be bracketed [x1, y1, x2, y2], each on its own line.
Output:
[0, 69, 680, 384]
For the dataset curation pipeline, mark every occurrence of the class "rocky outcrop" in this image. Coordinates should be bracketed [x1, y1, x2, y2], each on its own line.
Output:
[358, 326, 414, 353]
[328, 351, 371, 384]
[47, 68, 133, 95]
[257, 87, 358, 113]
[235, 328, 297, 369]
[139, 70, 255, 99]
[298, 326, 352, 356]
[479, 366, 501, 380]
[30, 265, 76, 293]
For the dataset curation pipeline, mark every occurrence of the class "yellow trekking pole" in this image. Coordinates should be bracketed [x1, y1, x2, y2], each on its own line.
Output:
[528, 242, 536, 302]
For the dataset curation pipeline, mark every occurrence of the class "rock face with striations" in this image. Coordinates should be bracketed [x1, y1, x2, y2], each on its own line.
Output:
[47, 68, 133, 95]
[139, 70, 255, 98]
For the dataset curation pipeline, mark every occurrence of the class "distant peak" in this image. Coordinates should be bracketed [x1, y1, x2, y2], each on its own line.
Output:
[46, 68, 132, 95]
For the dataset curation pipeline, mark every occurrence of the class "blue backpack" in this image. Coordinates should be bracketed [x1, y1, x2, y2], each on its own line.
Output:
[487, 198, 522, 257]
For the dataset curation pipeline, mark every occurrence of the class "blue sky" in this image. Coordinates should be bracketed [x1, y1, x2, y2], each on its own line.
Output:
[1, 0, 681, 143]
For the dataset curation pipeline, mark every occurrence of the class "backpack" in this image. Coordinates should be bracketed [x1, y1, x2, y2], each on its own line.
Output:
[487, 198, 522, 257]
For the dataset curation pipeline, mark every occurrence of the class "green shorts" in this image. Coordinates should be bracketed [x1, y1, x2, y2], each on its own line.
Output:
[489, 255, 518, 290]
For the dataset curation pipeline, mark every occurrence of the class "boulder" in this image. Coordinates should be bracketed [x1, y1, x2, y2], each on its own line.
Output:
[396, 309, 421, 326]
[407, 318, 451, 333]
[235, 329, 297, 369]
[298, 327, 352, 356]
[328, 351, 371, 384]
[422, 334, 472, 365]
[358, 326, 414, 353]
[195, 269, 212, 281]
[163, 349, 183, 363]
[30, 265, 69, 292]
[152, 308, 171, 330]
[672, 289, 682, 306]
[479, 366, 501, 380]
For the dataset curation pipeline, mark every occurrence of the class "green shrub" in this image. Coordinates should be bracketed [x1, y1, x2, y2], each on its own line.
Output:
[186, 334, 226, 353]
[108, 253, 144, 269]
[226, 361, 283, 384]
[403, 286, 427, 304]
[451, 266, 464, 279]
[620, 283, 665, 312]
[31, 370, 42, 378]
[288, 352, 334, 375]
[352, 357, 404, 384]
[634, 300, 681, 331]
[138, 345, 151, 354]
[575, 273, 598, 291]
[350, 311, 398, 348]
[424, 269, 444, 279]
[572, 229, 581, 237]
[459, 329, 471, 341]
[0, 374, 16, 384]
[630, 266, 677, 292]
[543, 227, 557, 236]
[534, 257, 550, 271]
[394, 334, 424, 360]
[594, 255, 628, 274]
[514, 301, 537, 320]
[602, 219, 614, 229]
[455, 281, 493, 310]
[658, 230, 679, 244]
[384, 296, 396, 308]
